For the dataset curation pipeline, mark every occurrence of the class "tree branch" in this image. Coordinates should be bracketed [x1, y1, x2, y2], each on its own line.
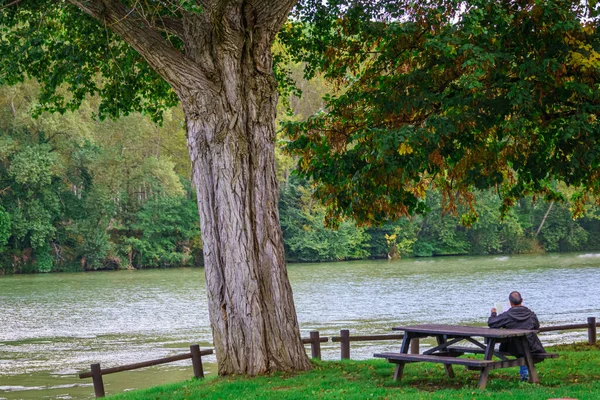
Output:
[150, 16, 185, 38]
[1, 0, 24, 8]
[250, 0, 298, 33]
[68, 0, 214, 93]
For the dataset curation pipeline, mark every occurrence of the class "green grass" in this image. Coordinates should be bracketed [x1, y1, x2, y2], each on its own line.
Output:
[111, 343, 600, 399]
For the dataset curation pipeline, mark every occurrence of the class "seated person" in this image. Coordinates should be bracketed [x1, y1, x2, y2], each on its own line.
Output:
[488, 291, 545, 381]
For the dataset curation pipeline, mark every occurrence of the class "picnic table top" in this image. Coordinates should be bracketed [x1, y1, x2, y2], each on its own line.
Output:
[392, 324, 539, 338]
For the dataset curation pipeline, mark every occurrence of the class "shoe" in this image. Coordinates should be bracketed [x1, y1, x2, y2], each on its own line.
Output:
[520, 374, 529, 382]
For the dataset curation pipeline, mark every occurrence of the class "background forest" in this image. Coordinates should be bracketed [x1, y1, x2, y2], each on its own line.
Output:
[1, 71, 600, 273]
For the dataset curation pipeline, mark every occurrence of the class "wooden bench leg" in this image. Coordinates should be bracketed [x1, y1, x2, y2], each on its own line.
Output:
[436, 335, 455, 378]
[392, 331, 412, 382]
[478, 366, 490, 390]
[444, 363, 455, 378]
[393, 362, 405, 381]
[443, 362, 455, 378]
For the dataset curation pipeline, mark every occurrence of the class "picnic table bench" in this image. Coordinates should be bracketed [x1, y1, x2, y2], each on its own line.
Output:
[374, 324, 558, 389]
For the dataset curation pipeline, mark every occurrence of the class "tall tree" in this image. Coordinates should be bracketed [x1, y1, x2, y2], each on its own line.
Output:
[1, 0, 309, 374]
[8, 0, 598, 378]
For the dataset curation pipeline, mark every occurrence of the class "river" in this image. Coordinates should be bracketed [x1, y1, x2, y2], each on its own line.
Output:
[1, 253, 600, 399]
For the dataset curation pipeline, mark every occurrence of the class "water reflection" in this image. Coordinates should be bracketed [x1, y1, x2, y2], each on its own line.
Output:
[1, 253, 600, 399]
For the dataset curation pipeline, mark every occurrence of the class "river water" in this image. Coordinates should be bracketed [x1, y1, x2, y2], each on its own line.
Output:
[1, 253, 600, 399]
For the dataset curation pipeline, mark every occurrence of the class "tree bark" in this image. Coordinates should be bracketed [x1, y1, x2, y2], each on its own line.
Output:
[180, 17, 310, 374]
[69, 0, 310, 375]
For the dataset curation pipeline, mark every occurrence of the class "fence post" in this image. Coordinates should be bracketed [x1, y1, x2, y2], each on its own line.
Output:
[410, 338, 420, 354]
[91, 363, 105, 398]
[309, 331, 321, 360]
[588, 317, 597, 345]
[340, 329, 350, 359]
[190, 345, 204, 379]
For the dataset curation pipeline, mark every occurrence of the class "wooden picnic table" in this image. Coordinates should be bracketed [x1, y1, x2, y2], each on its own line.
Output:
[374, 324, 555, 389]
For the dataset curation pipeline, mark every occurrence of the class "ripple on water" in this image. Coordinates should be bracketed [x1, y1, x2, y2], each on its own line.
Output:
[50, 370, 80, 376]
[0, 384, 93, 393]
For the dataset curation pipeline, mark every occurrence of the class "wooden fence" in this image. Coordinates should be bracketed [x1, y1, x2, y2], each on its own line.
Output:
[80, 334, 329, 398]
[80, 317, 597, 397]
[79, 345, 212, 398]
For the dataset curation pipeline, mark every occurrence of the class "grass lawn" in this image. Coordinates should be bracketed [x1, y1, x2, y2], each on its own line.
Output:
[111, 342, 600, 399]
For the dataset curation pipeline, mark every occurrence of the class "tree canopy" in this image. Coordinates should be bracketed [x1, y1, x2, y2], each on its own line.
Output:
[0, 1, 181, 122]
[5, 1, 600, 227]
[282, 0, 600, 226]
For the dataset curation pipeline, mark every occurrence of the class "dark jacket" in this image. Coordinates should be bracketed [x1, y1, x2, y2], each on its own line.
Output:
[488, 306, 545, 355]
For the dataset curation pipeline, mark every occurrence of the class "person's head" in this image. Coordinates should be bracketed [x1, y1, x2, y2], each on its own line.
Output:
[509, 291, 523, 307]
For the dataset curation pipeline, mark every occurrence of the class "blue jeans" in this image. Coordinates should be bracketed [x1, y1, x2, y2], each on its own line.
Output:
[520, 365, 529, 380]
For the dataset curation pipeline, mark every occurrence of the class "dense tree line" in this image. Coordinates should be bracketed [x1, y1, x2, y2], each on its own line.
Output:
[2, 81, 600, 274]
[280, 175, 600, 262]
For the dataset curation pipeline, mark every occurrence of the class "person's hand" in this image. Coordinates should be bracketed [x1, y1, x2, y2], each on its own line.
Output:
[491, 308, 497, 314]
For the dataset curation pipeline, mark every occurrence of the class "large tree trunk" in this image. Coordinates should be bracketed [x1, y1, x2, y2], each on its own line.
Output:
[69, 0, 309, 376]
[180, 10, 311, 375]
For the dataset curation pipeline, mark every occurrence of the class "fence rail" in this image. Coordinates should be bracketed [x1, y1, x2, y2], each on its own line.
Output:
[331, 331, 406, 359]
[331, 333, 405, 342]
[79, 345, 212, 398]
[538, 316, 598, 340]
